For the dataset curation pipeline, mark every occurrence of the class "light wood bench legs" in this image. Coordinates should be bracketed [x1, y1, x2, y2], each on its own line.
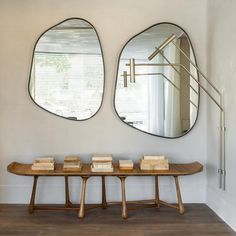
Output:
[119, 176, 128, 219]
[154, 175, 185, 215]
[117, 175, 184, 219]
[174, 176, 184, 214]
[29, 176, 74, 213]
[102, 176, 107, 209]
[155, 176, 160, 208]
[65, 176, 72, 207]
[28, 176, 38, 213]
[28, 175, 184, 218]
[78, 176, 107, 218]
[78, 177, 88, 219]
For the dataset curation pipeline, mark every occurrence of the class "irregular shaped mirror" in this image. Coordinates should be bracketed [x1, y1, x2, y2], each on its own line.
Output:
[29, 18, 104, 120]
[115, 23, 199, 138]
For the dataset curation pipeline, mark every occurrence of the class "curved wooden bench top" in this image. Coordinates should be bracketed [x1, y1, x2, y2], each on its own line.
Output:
[7, 162, 203, 177]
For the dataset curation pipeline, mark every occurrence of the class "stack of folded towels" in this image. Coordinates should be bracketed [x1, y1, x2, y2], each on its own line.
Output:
[140, 155, 169, 170]
[119, 160, 134, 170]
[32, 157, 55, 171]
[63, 156, 82, 171]
[91, 154, 113, 172]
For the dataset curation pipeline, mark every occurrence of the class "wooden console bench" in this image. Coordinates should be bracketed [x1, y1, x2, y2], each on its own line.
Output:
[7, 162, 203, 219]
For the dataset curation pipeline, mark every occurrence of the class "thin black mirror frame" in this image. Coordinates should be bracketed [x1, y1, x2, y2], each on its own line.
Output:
[28, 17, 105, 121]
[113, 22, 200, 139]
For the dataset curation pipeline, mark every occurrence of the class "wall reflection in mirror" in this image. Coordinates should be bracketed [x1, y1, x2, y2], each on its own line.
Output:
[29, 18, 104, 120]
[115, 23, 199, 138]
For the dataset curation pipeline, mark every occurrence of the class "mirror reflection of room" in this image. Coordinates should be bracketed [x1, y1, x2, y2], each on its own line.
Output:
[115, 23, 199, 138]
[29, 18, 104, 120]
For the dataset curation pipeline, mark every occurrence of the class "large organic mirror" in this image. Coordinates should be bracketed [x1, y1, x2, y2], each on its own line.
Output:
[29, 18, 104, 120]
[114, 23, 199, 138]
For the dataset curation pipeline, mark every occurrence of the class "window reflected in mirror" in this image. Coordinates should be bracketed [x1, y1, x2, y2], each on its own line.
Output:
[29, 18, 104, 120]
[114, 23, 199, 138]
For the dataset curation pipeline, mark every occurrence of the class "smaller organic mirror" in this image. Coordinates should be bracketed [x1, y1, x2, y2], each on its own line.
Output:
[114, 23, 199, 138]
[29, 18, 104, 120]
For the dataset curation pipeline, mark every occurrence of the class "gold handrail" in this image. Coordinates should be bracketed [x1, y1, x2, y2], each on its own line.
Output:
[148, 34, 176, 60]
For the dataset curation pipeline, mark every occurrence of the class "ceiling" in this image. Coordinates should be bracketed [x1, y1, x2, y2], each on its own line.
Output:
[35, 19, 102, 55]
[121, 23, 188, 60]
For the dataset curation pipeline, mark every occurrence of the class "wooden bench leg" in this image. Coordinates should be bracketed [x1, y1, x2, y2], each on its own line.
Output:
[155, 176, 160, 208]
[174, 176, 184, 214]
[28, 176, 38, 214]
[78, 177, 88, 219]
[102, 176, 107, 209]
[65, 176, 72, 207]
[119, 176, 128, 219]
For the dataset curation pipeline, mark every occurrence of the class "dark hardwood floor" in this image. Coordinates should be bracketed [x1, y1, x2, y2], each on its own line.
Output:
[0, 204, 235, 236]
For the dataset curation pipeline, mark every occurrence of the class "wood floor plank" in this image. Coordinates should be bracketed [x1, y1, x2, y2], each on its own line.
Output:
[0, 204, 235, 236]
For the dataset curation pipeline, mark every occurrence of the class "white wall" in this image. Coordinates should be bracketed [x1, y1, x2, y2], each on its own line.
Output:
[0, 0, 207, 204]
[206, 0, 236, 231]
